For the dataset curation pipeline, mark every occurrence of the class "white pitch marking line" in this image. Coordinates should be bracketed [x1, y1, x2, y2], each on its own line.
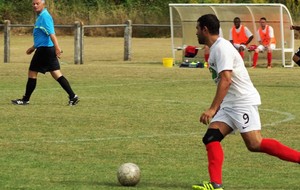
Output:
[5, 79, 211, 92]
[1, 132, 199, 145]
[0, 109, 295, 145]
[260, 108, 295, 127]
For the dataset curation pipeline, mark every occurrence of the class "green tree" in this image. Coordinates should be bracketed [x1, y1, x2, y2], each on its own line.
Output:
[1, 0, 300, 35]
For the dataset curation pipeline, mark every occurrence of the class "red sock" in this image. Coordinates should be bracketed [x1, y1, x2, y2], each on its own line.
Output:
[253, 52, 258, 67]
[204, 54, 209, 62]
[260, 138, 300, 163]
[206, 142, 224, 184]
[267, 52, 272, 66]
[240, 51, 244, 59]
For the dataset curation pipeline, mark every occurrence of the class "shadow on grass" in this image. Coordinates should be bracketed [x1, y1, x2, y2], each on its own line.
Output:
[52, 179, 191, 189]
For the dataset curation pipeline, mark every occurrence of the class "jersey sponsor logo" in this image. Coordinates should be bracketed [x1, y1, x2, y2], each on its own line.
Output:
[209, 65, 218, 82]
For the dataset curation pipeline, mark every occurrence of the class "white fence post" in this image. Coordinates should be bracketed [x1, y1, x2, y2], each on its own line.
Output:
[80, 22, 84, 64]
[74, 21, 83, 64]
[4, 20, 11, 63]
[124, 20, 132, 61]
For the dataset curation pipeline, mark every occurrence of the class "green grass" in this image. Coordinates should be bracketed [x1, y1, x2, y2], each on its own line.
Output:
[0, 36, 299, 189]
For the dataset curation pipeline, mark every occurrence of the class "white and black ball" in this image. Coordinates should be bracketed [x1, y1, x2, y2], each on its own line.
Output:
[117, 163, 141, 186]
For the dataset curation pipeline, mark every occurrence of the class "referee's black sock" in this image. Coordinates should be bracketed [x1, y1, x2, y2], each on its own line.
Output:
[57, 76, 76, 99]
[23, 78, 37, 101]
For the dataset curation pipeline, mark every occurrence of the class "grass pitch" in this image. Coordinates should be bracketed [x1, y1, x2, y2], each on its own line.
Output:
[0, 36, 299, 189]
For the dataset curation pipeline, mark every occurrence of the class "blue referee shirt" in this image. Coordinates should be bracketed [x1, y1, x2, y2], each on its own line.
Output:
[33, 8, 55, 48]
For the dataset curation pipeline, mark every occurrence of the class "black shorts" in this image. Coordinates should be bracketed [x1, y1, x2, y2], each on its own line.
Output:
[295, 47, 300, 57]
[29, 46, 60, 74]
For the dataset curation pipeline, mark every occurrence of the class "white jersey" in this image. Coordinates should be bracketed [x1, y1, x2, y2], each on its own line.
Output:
[208, 37, 261, 108]
[219, 27, 223, 38]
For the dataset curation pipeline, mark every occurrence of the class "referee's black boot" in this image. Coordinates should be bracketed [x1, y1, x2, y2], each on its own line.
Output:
[68, 95, 79, 106]
[11, 96, 29, 105]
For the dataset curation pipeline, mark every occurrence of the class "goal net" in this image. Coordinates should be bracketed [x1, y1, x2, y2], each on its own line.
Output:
[169, 3, 294, 67]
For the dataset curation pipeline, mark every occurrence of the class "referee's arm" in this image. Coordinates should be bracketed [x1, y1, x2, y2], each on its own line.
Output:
[50, 34, 62, 58]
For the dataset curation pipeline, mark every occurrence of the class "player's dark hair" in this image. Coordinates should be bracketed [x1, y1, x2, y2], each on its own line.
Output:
[260, 17, 267, 21]
[234, 17, 241, 22]
[197, 14, 220, 35]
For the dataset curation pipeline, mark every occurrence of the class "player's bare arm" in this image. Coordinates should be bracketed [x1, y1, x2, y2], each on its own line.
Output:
[244, 35, 254, 45]
[200, 70, 232, 125]
[290, 25, 300, 31]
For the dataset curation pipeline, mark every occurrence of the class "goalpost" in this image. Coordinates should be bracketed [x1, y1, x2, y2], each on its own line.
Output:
[169, 3, 295, 67]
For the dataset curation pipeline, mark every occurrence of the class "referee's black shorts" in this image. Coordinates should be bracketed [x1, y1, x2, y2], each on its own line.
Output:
[29, 46, 60, 74]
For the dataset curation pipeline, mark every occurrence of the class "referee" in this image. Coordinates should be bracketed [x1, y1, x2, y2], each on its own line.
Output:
[12, 0, 79, 106]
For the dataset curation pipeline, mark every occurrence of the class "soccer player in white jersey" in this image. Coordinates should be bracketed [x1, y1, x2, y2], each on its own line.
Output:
[203, 28, 223, 63]
[192, 14, 300, 190]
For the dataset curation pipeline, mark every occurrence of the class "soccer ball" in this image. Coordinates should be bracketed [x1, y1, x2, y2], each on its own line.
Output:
[117, 163, 141, 186]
